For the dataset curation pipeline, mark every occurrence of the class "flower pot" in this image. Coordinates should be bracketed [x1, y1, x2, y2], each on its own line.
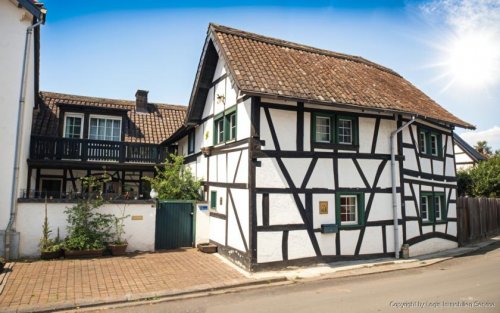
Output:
[64, 248, 104, 259]
[197, 243, 217, 254]
[108, 243, 128, 256]
[41, 249, 63, 260]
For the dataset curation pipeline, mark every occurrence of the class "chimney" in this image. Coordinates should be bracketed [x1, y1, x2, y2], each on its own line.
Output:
[135, 90, 149, 113]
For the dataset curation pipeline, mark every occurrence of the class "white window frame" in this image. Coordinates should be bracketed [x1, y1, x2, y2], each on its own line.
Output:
[338, 118, 353, 144]
[421, 196, 429, 222]
[63, 113, 84, 139]
[430, 134, 438, 156]
[434, 196, 442, 220]
[315, 116, 331, 143]
[419, 131, 427, 154]
[88, 114, 122, 142]
[339, 195, 358, 225]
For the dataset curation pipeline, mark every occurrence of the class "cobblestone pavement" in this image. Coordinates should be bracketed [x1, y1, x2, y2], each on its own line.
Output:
[0, 249, 249, 311]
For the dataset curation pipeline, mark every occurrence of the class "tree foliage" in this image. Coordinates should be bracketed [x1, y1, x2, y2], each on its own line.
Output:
[474, 140, 493, 158]
[144, 154, 202, 200]
[457, 156, 500, 198]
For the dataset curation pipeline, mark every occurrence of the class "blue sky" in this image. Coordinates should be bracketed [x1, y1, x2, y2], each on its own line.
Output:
[40, 0, 500, 149]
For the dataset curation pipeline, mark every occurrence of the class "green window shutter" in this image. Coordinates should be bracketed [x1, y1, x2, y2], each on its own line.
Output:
[210, 191, 217, 209]
[312, 113, 317, 143]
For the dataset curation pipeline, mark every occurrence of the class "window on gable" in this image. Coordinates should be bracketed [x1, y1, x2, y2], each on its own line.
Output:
[313, 113, 357, 146]
[336, 192, 365, 227]
[213, 106, 237, 145]
[89, 116, 121, 141]
[64, 114, 83, 139]
[419, 127, 442, 157]
[420, 192, 446, 223]
[188, 130, 195, 154]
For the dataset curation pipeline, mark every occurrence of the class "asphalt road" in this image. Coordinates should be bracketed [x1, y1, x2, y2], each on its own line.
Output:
[91, 242, 500, 313]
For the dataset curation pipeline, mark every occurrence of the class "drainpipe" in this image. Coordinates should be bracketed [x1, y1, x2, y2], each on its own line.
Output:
[4, 18, 44, 260]
[390, 115, 415, 259]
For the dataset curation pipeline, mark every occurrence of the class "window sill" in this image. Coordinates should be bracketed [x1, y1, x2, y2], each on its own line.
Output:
[338, 224, 364, 230]
[312, 142, 359, 151]
[418, 153, 444, 161]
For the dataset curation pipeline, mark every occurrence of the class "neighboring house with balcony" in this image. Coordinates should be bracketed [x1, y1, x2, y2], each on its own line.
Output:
[24, 90, 185, 200]
[168, 24, 475, 271]
[0, 0, 46, 258]
[14, 90, 185, 257]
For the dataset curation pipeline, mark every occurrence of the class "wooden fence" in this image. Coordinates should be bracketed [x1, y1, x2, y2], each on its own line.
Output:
[457, 197, 500, 245]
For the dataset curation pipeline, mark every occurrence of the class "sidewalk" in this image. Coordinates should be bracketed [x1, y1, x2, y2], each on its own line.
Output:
[0, 237, 498, 313]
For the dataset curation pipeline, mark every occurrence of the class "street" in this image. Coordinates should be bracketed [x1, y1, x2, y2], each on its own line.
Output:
[90, 242, 500, 313]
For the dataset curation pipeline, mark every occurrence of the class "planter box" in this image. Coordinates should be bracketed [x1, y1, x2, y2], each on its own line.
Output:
[108, 243, 128, 256]
[41, 250, 63, 260]
[197, 243, 217, 254]
[64, 248, 104, 259]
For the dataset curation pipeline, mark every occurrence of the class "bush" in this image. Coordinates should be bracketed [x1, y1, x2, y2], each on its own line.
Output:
[63, 175, 114, 251]
[457, 156, 500, 197]
[144, 154, 202, 200]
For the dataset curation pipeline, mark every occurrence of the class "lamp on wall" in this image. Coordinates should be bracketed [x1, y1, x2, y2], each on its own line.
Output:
[216, 94, 225, 104]
[150, 189, 159, 200]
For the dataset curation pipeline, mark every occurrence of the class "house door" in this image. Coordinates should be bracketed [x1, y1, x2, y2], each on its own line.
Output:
[155, 201, 194, 250]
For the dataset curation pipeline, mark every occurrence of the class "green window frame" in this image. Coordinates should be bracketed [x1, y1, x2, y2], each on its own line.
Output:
[188, 130, 195, 154]
[418, 127, 443, 157]
[335, 192, 365, 227]
[210, 190, 217, 209]
[312, 113, 358, 145]
[213, 106, 237, 145]
[420, 192, 446, 223]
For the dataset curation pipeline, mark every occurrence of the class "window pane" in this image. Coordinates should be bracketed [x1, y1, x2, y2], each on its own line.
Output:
[338, 119, 352, 144]
[229, 113, 236, 140]
[434, 196, 441, 219]
[340, 195, 357, 224]
[89, 118, 121, 141]
[419, 132, 426, 153]
[430, 134, 438, 156]
[65, 116, 82, 139]
[421, 196, 428, 220]
[315, 116, 331, 143]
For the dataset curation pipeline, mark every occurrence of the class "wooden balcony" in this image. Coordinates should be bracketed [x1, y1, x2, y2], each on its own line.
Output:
[30, 135, 168, 164]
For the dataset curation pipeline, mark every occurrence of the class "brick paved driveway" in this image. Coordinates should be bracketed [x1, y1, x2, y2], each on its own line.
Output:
[0, 249, 249, 312]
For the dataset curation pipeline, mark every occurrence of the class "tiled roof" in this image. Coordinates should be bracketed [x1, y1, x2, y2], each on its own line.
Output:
[33, 91, 186, 144]
[209, 24, 474, 129]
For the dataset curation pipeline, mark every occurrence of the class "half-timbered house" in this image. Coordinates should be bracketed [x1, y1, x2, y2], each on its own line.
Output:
[168, 24, 475, 270]
[453, 133, 486, 170]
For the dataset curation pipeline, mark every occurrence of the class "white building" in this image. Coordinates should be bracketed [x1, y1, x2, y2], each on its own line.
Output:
[0, 0, 46, 258]
[453, 133, 486, 171]
[168, 24, 475, 271]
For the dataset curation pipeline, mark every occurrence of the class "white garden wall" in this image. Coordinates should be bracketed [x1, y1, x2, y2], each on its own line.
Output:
[16, 202, 156, 258]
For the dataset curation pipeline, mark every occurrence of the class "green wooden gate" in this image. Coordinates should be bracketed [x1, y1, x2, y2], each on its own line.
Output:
[155, 201, 195, 250]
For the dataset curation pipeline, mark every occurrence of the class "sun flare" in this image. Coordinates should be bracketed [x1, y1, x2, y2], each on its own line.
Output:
[436, 30, 500, 90]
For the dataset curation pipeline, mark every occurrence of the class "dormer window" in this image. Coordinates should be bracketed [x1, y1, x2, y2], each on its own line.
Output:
[63, 113, 83, 139]
[89, 115, 122, 141]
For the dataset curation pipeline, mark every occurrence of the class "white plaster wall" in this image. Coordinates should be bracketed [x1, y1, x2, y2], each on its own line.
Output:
[406, 221, 420, 239]
[208, 215, 226, 245]
[257, 231, 282, 263]
[340, 230, 360, 255]
[358, 117, 376, 154]
[227, 188, 249, 251]
[16, 202, 156, 257]
[216, 154, 227, 183]
[282, 158, 311, 187]
[315, 233, 336, 255]
[359, 226, 383, 254]
[259, 108, 275, 150]
[368, 193, 401, 221]
[306, 158, 335, 189]
[287, 230, 316, 260]
[195, 203, 210, 245]
[0, 2, 36, 230]
[385, 226, 403, 253]
[433, 160, 444, 176]
[447, 221, 457, 236]
[375, 119, 396, 154]
[403, 148, 419, 172]
[267, 108, 297, 150]
[409, 238, 457, 257]
[209, 186, 226, 213]
[256, 158, 287, 188]
[304, 112, 311, 151]
[337, 159, 366, 188]
[237, 98, 251, 141]
[268, 194, 303, 225]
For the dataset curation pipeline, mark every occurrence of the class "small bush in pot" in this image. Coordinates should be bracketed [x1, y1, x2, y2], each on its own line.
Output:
[108, 206, 130, 256]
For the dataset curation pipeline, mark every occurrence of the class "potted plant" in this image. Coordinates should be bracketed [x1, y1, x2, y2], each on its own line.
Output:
[0, 257, 5, 273]
[39, 198, 63, 259]
[63, 174, 114, 258]
[107, 206, 129, 256]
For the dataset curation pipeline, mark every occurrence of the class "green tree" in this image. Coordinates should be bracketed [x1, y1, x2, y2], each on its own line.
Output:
[474, 141, 492, 158]
[458, 156, 500, 198]
[144, 154, 202, 200]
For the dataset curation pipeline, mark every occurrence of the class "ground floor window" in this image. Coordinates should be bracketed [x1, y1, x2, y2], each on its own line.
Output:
[336, 192, 365, 227]
[420, 192, 446, 223]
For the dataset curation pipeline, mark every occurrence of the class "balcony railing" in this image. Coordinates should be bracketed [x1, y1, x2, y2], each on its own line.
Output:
[30, 135, 168, 164]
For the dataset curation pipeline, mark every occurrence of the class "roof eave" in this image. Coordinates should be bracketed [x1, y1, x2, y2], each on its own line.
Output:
[17, 0, 45, 22]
